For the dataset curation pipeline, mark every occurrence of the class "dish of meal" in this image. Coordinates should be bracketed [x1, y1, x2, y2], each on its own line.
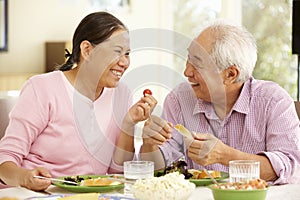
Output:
[155, 160, 229, 186]
[189, 170, 229, 186]
[26, 194, 135, 200]
[209, 179, 269, 200]
[51, 175, 124, 193]
[132, 172, 195, 200]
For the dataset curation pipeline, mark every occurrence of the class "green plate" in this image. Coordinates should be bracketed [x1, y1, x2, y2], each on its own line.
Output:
[154, 170, 229, 186]
[189, 171, 229, 186]
[52, 175, 124, 193]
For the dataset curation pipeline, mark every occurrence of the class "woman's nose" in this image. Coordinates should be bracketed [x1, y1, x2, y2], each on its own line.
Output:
[118, 55, 130, 68]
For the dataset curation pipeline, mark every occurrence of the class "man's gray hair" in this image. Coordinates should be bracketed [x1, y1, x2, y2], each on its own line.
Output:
[205, 20, 257, 82]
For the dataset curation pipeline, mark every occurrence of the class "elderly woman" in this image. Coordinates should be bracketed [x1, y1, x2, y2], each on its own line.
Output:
[0, 12, 157, 191]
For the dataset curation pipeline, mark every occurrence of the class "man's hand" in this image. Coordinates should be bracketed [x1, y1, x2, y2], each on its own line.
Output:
[142, 115, 172, 146]
[187, 133, 228, 166]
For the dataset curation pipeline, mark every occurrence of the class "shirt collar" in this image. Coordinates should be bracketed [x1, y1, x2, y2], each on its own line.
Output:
[193, 77, 254, 116]
[231, 77, 254, 114]
[193, 98, 218, 119]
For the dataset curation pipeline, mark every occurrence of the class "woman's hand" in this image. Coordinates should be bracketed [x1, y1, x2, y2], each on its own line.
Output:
[0, 162, 51, 191]
[19, 167, 52, 191]
[121, 89, 157, 136]
[129, 89, 157, 123]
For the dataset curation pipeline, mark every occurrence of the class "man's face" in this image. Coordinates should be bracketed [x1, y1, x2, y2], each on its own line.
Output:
[184, 30, 225, 103]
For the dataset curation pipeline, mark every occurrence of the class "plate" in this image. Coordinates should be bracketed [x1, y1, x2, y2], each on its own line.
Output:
[52, 175, 124, 193]
[189, 171, 229, 186]
[26, 194, 135, 200]
[154, 170, 229, 186]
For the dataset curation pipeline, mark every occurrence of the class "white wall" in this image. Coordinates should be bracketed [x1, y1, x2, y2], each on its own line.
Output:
[0, 0, 173, 74]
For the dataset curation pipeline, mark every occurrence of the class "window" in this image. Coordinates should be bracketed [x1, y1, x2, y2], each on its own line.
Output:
[172, 0, 297, 99]
[242, 0, 297, 99]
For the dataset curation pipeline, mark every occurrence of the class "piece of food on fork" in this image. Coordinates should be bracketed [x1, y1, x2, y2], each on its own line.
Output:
[174, 124, 194, 139]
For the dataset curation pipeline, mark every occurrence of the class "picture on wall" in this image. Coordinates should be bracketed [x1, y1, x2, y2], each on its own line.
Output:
[0, 0, 8, 51]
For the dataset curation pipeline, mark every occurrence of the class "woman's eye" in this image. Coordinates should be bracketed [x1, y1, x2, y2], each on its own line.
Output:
[125, 52, 130, 56]
[114, 50, 122, 54]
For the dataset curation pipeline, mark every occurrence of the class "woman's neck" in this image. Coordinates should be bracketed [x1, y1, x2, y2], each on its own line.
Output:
[64, 67, 104, 101]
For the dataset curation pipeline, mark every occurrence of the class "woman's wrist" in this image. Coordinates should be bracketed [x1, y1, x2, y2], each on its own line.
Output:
[121, 112, 136, 136]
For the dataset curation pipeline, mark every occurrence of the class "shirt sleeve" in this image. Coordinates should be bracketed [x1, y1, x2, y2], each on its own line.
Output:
[0, 80, 48, 166]
[159, 91, 186, 167]
[260, 97, 300, 184]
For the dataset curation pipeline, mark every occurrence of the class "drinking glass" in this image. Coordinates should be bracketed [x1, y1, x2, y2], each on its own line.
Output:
[123, 161, 154, 193]
[229, 160, 260, 183]
[124, 160, 154, 180]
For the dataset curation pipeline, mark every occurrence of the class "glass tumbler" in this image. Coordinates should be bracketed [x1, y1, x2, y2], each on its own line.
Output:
[229, 160, 260, 183]
[124, 160, 154, 180]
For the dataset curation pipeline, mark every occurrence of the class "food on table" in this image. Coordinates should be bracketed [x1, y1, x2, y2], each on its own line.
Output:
[174, 124, 194, 139]
[189, 169, 222, 179]
[64, 175, 84, 184]
[212, 178, 268, 190]
[156, 160, 222, 180]
[80, 177, 120, 186]
[57, 193, 99, 200]
[156, 160, 193, 179]
[143, 89, 152, 97]
[131, 172, 195, 200]
[63, 176, 121, 186]
[57, 194, 134, 200]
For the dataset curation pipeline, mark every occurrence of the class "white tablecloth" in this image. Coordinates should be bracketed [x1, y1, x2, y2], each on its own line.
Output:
[0, 184, 300, 200]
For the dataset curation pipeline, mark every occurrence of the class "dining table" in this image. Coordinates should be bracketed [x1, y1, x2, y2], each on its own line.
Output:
[0, 183, 300, 200]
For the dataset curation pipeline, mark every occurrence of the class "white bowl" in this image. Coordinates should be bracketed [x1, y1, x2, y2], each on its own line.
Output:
[131, 172, 195, 200]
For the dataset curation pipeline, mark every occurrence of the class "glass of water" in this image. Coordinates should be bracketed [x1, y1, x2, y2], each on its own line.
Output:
[229, 160, 260, 183]
[123, 161, 154, 194]
[124, 160, 154, 180]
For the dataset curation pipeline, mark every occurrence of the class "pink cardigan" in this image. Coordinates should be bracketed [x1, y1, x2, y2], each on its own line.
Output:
[0, 71, 132, 179]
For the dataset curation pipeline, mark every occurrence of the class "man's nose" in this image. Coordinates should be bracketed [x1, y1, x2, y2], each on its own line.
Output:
[184, 61, 194, 77]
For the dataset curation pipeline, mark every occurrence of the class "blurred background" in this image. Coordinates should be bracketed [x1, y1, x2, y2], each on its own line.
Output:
[0, 0, 298, 103]
[0, 0, 299, 143]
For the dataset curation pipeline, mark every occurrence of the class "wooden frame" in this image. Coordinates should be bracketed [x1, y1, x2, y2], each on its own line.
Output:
[0, 0, 8, 51]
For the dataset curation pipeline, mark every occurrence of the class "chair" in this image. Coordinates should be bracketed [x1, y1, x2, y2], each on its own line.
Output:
[294, 101, 300, 120]
[0, 91, 19, 139]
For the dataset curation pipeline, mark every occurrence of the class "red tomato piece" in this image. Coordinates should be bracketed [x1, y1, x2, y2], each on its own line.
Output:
[143, 89, 152, 97]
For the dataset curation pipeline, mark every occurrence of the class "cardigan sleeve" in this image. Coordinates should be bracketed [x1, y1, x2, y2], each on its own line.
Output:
[0, 79, 49, 166]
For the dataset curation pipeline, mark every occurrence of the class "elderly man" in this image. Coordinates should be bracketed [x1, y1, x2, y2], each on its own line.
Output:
[140, 21, 300, 185]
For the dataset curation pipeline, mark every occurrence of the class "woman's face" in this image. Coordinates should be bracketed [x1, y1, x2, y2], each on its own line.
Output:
[96, 29, 130, 88]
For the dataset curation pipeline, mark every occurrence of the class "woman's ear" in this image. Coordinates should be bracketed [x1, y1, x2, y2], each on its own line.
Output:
[223, 65, 240, 85]
[80, 40, 94, 60]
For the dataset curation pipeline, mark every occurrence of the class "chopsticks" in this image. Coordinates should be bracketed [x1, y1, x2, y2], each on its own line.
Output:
[203, 169, 220, 186]
[33, 175, 79, 185]
[106, 177, 136, 184]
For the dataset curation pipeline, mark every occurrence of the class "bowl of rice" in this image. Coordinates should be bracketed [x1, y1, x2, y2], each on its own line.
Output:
[131, 172, 196, 200]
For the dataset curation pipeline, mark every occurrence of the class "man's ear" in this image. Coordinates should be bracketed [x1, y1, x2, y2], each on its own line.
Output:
[80, 40, 94, 60]
[223, 65, 240, 85]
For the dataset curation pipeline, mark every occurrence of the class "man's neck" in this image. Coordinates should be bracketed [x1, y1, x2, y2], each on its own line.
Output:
[213, 82, 244, 120]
